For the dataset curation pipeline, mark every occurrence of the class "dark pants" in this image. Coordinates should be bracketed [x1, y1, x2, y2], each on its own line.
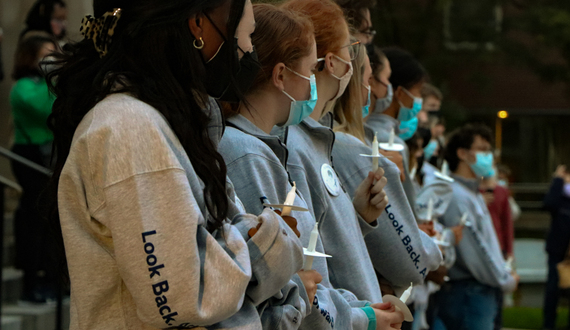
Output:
[543, 253, 570, 329]
[10, 144, 56, 299]
[494, 289, 503, 330]
[438, 280, 499, 330]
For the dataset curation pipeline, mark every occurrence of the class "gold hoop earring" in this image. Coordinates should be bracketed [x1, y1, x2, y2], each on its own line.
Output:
[193, 37, 204, 50]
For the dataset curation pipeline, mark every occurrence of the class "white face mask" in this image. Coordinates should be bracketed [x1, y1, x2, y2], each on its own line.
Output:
[327, 54, 353, 101]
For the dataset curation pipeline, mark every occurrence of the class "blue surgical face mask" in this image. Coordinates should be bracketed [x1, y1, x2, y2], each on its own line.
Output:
[397, 87, 423, 122]
[373, 83, 393, 114]
[362, 85, 371, 118]
[470, 152, 495, 178]
[280, 67, 317, 127]
[424, 140, 438, 160]
[398, 117, 419, 141]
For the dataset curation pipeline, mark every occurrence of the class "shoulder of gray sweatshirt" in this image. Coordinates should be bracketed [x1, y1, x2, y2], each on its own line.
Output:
[58, 94, 304, 330]
[439, 174, 516, 292]
[219, 115, 372, 330]
[273, 115, 383, 303]
[329, 126, 442, 288]
[364, 113, 417, 208]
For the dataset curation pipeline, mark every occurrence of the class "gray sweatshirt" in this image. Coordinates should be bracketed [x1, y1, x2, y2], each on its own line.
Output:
[275, 116, 383, 303]
[329, 120, 442, 287]
[219, 114, 376, 330]
[364, 113, 416, 208]
[440, 174, 516, 292]
[58, 94, 304, 330]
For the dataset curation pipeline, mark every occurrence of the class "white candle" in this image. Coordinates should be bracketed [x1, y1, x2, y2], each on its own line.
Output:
[304, 222, 319, 270]
[372, 133, 379, 172]
[441, 161, 450, 176]
[281, 182, 296, 216]
[400, 283, 413, 303]
[389, 128, 395, 146]
[460, 212, 468, 226]
[427, 198, 434, 221]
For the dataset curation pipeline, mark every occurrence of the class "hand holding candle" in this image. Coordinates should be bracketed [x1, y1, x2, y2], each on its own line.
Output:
[382, 283, 415, 322]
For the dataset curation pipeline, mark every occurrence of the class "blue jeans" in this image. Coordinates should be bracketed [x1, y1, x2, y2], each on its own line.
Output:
[437, 280, 499, 330]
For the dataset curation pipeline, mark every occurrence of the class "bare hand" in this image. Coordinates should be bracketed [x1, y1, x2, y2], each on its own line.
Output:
[451, 225, 464, 245]
[353, 168, 389, 223]
[274, 210, 301, 238]
[370, 302, 405, 330]
[425, 265, 448, 285]
[555, 165, 567, 179]
[379, 149, 405, 182]
[418, 222, 437, 237]
[297, 269, 322, 304]
[512, 271, 520, 291]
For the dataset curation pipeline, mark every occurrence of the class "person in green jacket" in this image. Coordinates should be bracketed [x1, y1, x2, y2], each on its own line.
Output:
[10, 34, 57, 303]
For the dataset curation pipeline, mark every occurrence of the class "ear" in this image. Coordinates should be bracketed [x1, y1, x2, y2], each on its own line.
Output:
[324, 52, 336, 75]
[272, 63, 286, 91]
[188, 13, 204, 40]
[457, 148, 469, 163]
[394, 85, 405, 101]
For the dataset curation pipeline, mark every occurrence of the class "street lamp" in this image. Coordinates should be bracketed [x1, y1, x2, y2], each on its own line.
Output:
[496, 110, 508, 158]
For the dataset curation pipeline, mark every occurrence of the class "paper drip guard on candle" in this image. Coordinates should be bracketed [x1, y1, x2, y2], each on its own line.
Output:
[382, 283, 414, 322]
[263, 182, 309, 214]
[379, 128, 405, 152]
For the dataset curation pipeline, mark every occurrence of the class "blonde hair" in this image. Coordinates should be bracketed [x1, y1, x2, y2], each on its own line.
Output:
[331, 41, 367, 143]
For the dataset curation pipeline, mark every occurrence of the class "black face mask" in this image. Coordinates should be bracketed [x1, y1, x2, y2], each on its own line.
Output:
[202, 14, 261, 102]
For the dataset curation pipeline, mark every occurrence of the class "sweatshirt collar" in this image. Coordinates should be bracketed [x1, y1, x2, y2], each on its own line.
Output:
[226, 114, 289, 169]
[451, 174, 480, 193]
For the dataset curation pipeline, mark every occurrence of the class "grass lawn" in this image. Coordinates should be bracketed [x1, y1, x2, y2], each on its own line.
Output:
[503, 306, 569, 329]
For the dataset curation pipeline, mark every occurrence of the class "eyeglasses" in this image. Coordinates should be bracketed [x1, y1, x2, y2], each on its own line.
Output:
[340, 40, 362, 61]
[317, 40, 361, 71]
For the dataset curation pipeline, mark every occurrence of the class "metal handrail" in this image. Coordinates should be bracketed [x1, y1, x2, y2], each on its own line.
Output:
[0, 146, 51, 176]
[0, 145, 62, 330]
[0, 176, 21, 193]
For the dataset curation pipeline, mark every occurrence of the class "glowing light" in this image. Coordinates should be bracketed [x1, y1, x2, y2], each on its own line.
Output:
[498, 110, 509, 119]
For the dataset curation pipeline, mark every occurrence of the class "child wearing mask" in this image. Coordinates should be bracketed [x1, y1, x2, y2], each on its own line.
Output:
[437, 124, 518, 330]
[328, 42, 442, 295]
[364, 48, 427, 207]
[48, 0, 304, 328]
[219, 4, 404, 329]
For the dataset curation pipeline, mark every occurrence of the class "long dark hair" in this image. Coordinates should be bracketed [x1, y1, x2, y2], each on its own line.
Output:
[46, 0, 245, 276]
[13, 35, 57, 80]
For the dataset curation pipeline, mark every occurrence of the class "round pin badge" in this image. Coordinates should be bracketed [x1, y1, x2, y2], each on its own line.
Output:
[321, 164, 341, 196]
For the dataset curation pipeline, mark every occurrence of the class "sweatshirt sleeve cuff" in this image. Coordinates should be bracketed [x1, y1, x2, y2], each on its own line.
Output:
[360, 306, 377, 330]
[357, 213, 378, 237]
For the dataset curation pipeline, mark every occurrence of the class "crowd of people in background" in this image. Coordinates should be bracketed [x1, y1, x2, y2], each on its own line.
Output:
[3, 0, 567, 329]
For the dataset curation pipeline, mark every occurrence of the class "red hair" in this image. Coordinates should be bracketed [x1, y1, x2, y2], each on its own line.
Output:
[281, 0, 348, 58]
[250, 4, 315, 91]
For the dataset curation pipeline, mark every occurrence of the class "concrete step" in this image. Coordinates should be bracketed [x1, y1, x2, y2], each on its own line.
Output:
[1, 315, 23, 330]
[2, 267, 23, 304]
[2, 299, 70, 330]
